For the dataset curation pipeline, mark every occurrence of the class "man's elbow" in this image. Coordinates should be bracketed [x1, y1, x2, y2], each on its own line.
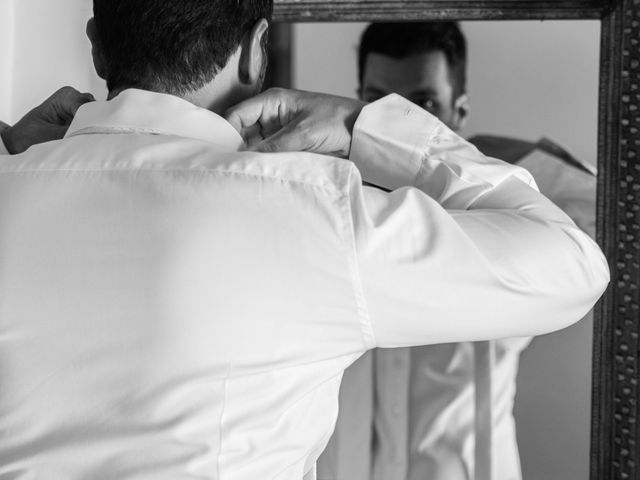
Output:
[552, 235, 610, 333]
[580, 242, 610, 312]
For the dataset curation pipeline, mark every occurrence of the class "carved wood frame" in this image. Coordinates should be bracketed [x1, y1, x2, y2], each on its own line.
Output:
[271, 1, 638, 479]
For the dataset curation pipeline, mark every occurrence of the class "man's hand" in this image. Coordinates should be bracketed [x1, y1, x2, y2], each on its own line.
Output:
[1, 86, 95, 154]
[225, 88, 366, 158]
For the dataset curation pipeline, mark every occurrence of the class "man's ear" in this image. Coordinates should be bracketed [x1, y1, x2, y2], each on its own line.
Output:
[238, 18, 269, 87]
[452, 93, 470, 131]
[86, 18, 108, 80]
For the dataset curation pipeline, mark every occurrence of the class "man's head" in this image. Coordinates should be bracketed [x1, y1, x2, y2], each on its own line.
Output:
[358, 22, 469, 131]
[87, 0, 272, 113]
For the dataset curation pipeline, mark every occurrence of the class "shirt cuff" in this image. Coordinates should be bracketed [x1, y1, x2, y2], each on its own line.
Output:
[349, 94, 440, 190]
[0, 122, 10, 154]
[349, 94, 538, 209]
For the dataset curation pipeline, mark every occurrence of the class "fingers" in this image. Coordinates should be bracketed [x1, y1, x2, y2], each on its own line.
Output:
[47, 86, 95, 123]
[226, 88, 361, 157]
[2, 86, 95, 154]
[250, 127, 297, 153]
[225, 95, 266, 134]
[225, 88, 293, 137]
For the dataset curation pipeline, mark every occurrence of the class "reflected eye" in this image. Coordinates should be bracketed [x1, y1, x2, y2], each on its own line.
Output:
[413, 98, 439, 114]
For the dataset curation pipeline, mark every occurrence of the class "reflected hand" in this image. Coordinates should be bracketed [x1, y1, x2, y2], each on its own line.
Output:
[225, 88, 366, 158]
[1, 86, 95, 154]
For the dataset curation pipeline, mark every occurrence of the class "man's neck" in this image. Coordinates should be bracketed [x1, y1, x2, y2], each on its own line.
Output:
[107, 84, 249, 117]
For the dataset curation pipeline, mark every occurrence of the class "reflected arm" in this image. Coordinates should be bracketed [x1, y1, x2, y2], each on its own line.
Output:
[348, 94, 609, 348]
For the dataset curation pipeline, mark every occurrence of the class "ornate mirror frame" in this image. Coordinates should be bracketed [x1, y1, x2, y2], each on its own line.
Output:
[272, 1, 639, 479]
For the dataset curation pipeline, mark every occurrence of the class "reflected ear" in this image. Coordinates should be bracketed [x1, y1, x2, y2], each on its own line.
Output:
[452, 93, 470, 131]
[86, 18, 108, 80]
[239, 18, 269, 87]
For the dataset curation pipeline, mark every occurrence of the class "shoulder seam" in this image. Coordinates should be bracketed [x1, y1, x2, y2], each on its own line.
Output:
[0, 167, 350, 197]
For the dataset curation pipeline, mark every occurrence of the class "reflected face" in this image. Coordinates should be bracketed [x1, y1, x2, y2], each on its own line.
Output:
[360, 51, 466, 131]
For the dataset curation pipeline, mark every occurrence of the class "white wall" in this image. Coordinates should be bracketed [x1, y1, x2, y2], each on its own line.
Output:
[463, 21, 599, 166]
[0, 0, 106, 124]
[293, 20, 600, 480]
[293, 21, 599, 165]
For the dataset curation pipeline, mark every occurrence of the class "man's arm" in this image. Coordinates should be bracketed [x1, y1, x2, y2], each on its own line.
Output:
[348, 95, 607, 346]
[0, 87, 94, 154]
[227, 89, 610, 348]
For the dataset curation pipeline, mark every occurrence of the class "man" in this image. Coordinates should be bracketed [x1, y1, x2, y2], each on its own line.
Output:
[0, 5, 608, 479]
[357, 22, 469, 131]
[318, 22, 597, 480]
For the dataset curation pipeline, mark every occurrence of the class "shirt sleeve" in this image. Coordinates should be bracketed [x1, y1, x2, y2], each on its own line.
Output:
[347, 94, 610, 348]
[517, 149, 597, 240]
[0, 122, 10, 154]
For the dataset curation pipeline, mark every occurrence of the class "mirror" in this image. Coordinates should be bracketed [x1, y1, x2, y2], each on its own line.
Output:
[264, 20, 600, 480]
[269, 6, 638, 478]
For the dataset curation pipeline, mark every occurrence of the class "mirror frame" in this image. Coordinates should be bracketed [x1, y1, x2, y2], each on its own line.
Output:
[271, 1, 638, 479]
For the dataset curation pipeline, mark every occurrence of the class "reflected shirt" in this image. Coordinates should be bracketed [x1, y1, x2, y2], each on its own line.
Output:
[0, 90, 608, 479]
[318, 136, 597, 480]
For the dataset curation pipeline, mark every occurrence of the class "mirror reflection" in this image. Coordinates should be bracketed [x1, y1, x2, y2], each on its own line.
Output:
[288, 20, 600, 480]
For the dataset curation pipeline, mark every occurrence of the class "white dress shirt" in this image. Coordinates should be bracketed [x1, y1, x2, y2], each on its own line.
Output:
[0, 89, 608, 479]
[318, 140, 598, 480]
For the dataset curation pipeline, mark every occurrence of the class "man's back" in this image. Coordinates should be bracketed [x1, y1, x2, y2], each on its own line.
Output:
[0, 88, 609, 479]
[0, 90, 369, 479]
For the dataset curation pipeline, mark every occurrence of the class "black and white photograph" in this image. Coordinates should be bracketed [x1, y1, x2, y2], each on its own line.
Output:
[0, 1, 635, 479]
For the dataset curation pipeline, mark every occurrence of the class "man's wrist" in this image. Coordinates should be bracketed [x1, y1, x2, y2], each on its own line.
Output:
[349, 94, 437, 190]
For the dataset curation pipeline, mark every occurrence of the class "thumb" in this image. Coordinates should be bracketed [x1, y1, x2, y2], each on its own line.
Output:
[49, 86, 95, 123]
[225, 98, 265, 135]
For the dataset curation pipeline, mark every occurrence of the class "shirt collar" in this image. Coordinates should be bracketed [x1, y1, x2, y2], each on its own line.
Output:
[65, 88, 245, 152]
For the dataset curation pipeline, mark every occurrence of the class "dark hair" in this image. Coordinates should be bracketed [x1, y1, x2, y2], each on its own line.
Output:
[93, 0, 273, 95]
[358, 22, 467, 100]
